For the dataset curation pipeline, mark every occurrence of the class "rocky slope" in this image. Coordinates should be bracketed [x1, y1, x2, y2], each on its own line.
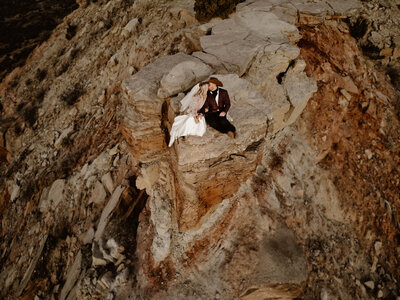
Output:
[0, 0, 399, 299]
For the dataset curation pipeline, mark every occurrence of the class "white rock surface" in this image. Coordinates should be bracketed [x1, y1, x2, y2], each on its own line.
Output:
[88, 180, 107, 204]
[122, 18, 138, 37]
[325, 0, 362, 15]
[136, 163, 160, 196]
[101, 172, 114, 194]
[290, 1, 333, 16]
[191, 51, 228, 73]
[158, 60, 213, 98]
[81, 227, 95, 245]
[123, 53, 210, 106]
[48, 179, 66, 208]
[198, 2, 301, 76]
[364, 280, 375, 290]
[59, 251, 82, 300]
[9, 183, 20, 202]
[283, 68, 318, 125]
[94, 185, 125, 241]
[149, 192, 172, 262]
[54, 126, 74, 149]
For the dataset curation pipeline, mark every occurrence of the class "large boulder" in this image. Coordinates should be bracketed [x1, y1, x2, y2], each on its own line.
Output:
[200, 34, 262, 76]
[325, 0, 362, 15]
[244, 44, 302, 133]
[158, 59, 213, 98]
[123, 53, 205, 107]
[282, 63, 318, 126]
[290, 0, 333, 16]
[233, 10, 300, 43]
[199, 5, 301, 76]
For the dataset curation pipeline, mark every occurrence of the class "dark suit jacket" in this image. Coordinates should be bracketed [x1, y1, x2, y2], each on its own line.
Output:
[198, 88, 231, 114]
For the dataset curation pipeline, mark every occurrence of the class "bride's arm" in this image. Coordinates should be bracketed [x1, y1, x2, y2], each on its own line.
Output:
[197, 95, 208, 116]
[189, 95, 205, 117]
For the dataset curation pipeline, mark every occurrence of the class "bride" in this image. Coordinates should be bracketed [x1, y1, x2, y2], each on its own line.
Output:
[168, 82, 208, 147]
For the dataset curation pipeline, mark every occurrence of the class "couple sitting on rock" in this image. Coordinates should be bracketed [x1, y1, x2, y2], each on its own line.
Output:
[168, 77, 236, 147]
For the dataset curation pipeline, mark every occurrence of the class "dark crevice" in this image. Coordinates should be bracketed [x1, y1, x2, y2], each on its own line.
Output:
[107, 175, 149, 272]
[194, 0, 246, 22]
[387, 66, 400, 89]
[346, 16, 369, 40]
[245, 139, 264, 152]
[361, 43, 384, 60]
[161, 100, 171, 146]
[277, 60, 295, 84]
[66, 23, 78, 40]
[26, 221, 74, 298]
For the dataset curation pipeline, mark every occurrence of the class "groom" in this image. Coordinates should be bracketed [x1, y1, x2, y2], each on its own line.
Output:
[198, 77, 236, 138]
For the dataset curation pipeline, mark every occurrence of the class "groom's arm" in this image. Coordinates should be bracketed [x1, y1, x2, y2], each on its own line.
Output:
[222, 90, 231, 113]
[198, 98, 209, 114]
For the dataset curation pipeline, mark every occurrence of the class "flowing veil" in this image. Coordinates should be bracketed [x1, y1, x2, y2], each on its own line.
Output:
[180, 83, 200, 112]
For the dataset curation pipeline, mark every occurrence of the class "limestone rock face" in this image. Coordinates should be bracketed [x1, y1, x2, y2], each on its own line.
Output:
[116, 0, 320, 295]
[170, 73, 271, 229]
[198, 4, 301, 76]
[1, 0, 400, 300]
[282, 65, 318, 126]
[158, 59, 213, 98]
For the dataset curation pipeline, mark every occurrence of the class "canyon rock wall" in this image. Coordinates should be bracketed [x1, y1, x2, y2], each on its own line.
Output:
[0, 0, 399, 299]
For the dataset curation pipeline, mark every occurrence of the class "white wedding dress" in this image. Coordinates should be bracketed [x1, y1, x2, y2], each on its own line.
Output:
[168, 84, 207, 147]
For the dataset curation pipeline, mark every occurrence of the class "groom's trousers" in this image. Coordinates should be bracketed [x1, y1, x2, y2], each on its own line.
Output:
[205, 112, 236, 134]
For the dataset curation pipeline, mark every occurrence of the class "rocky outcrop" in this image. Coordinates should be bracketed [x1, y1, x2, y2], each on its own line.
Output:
[0, 0, 399, 299]
[121, 53, 213, 163]
[121, 0, 318, 235]
[118, 0, 398, 299]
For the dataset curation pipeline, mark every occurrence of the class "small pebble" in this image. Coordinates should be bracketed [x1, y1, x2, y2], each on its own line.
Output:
[365, 149, 373, 159]
[364, 281, 375, 290]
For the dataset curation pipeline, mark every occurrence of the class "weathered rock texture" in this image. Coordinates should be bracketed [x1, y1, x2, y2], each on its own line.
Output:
[0, 0, 399, 299]
[346, 0, 400, 92]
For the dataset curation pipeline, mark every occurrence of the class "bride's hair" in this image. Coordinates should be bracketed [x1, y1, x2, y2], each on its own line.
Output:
[194, 82, 208, 97]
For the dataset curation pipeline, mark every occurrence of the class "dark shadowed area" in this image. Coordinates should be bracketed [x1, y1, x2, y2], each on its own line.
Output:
[0, 0, 78, 82]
